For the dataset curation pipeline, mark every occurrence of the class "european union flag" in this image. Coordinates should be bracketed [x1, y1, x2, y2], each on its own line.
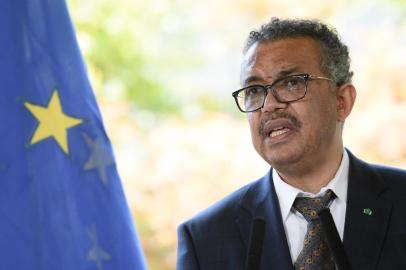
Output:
[0, 1, 147, 269]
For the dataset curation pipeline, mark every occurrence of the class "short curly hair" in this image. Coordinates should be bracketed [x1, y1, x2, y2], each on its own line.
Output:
[244, 17, 353, 86]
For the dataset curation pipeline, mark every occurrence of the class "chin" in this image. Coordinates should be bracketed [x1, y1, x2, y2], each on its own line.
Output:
[260, 146, 304, 169]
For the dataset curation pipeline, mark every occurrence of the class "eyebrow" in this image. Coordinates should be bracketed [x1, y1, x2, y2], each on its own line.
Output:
[242, 67, 301, 86]
[276, 67, 300, 78]
[243, 75, 263, 86]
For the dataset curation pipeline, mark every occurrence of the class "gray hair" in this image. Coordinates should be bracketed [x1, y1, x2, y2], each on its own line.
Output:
[244, 17, 353, 86]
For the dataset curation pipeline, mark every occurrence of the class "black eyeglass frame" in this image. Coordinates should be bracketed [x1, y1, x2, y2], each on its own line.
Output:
[232, 73, 333, 113]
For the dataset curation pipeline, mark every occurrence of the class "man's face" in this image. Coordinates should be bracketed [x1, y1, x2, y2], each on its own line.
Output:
[240, 37, 342, 173]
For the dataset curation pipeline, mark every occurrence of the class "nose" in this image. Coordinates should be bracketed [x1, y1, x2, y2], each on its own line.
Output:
[261, 90, 288, 113]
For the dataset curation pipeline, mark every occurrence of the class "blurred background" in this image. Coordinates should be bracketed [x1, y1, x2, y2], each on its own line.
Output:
[67, 0, 405, 268]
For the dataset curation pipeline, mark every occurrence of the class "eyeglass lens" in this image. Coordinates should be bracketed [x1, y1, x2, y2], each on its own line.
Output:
[237, 76, 306, 111]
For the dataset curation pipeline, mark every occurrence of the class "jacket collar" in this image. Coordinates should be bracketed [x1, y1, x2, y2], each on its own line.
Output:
[233, 150, 392, 270]
[235, 170, 294, 270]
[343, 150, 392, 270]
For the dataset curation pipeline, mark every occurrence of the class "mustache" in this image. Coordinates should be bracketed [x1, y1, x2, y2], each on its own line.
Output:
[259, 112, 302, 137]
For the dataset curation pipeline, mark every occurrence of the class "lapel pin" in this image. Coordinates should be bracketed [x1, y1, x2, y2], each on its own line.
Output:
[363, 208, 373, 216]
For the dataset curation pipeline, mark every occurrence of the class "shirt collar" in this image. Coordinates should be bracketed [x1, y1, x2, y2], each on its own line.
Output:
[273, 150, 349, 222]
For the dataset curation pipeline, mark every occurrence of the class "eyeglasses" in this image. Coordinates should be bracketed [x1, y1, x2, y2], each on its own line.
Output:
[232, 74, 333, 113]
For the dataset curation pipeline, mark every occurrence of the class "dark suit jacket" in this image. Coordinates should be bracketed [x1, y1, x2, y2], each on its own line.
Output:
[177, 151, 406, 270]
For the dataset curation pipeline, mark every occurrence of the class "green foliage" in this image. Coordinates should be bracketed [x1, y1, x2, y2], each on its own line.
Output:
[68, 0, 196, 113]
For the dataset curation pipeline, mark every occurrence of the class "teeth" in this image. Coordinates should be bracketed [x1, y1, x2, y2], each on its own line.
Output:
[270, 128, 288, 137]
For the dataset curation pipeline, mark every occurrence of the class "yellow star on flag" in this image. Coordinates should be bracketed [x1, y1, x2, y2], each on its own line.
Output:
[24, 90, 83, 154]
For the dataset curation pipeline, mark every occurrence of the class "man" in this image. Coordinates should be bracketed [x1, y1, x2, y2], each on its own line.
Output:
[177, 18, 406, 270]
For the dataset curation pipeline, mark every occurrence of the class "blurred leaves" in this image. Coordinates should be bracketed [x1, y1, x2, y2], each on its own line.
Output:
[68, 0, 205, 113]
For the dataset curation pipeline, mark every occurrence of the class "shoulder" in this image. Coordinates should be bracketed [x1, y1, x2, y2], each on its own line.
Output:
[350, 151, 406, 195]
[348, 150, 406, 185]
[371, 163, 406, 179]
[356, 153, 406, 186]
[370, 163, 406, 190]
[179, 174, 268, 233]
[176, 175, 271, 270]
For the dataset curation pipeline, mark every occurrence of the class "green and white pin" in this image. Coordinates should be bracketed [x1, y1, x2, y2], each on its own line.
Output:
[363, 208, 373, 216]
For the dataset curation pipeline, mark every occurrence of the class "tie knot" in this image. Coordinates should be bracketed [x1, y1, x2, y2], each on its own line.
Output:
[293, 189, 336, 222]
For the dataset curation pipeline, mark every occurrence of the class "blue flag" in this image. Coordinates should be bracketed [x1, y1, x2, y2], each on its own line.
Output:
[0, 1, 147, 269]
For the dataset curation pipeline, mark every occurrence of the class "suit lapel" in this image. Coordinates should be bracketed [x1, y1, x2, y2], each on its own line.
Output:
[235, 171, 294, 270]
[343, 151, 393, 270]
[233, 151, 392, 270]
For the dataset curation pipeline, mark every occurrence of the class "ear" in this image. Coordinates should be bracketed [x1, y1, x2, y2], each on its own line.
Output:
[335, 83, 356, 122]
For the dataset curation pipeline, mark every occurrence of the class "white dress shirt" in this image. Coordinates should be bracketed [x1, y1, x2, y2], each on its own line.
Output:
[273, 150, 349, 263]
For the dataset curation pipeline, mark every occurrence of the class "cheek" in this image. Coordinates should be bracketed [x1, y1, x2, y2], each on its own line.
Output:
[294, 99, 331, 136]
[304, 99, 337, 136]
[308, 93, 336, 117]
[319, 99, 338, 125]
[247, 113, 261, 144]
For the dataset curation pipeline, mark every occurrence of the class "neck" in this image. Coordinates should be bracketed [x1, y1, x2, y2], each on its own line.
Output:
[277, 147, 344, 194]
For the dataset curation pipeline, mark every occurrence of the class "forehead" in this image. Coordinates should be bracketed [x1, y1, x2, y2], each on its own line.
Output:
[241, 37, 323, 85]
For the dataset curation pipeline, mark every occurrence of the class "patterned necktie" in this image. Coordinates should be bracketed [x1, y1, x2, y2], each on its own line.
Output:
[293, 189, 336, 270]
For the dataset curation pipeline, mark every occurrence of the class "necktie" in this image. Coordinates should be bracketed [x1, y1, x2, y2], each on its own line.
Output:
[293, 189, 336, 270]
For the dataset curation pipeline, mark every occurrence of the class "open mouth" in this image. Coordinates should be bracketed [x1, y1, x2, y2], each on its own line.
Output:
[269, 127, 290, 138]
[260, 116, 301, 143]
